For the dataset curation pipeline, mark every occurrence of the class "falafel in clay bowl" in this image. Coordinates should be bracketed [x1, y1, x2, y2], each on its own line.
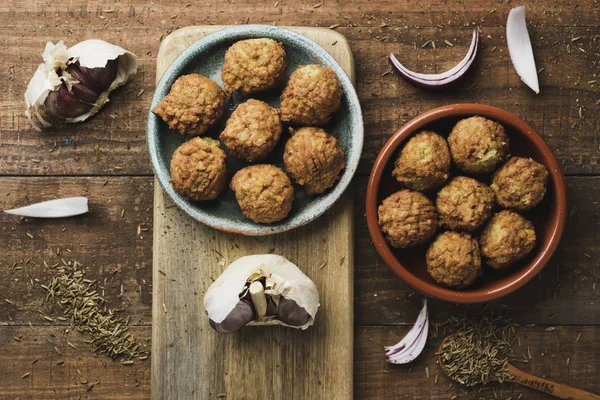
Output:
[147, 25, 363, 235]
[366, 104, 567, 303]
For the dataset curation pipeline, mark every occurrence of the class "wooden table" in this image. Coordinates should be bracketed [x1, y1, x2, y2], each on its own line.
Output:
[1, 1, 598, 399]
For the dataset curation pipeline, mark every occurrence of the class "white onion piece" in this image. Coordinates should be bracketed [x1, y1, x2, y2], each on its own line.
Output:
[389, 29, 479, 88]
[385, 299, 429, 364]
[506, 6, 539, 93]
[4, 197, 88, 218]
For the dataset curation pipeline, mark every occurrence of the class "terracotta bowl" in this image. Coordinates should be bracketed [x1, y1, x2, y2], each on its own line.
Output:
[366, 104, 567, 303]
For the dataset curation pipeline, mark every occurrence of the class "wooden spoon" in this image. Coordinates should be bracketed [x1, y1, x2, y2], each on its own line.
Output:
[438, 334, 600, 399]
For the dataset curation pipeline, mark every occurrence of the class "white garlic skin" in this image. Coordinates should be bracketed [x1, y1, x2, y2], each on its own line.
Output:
[204, 254, 320, 331]
[24, 39, 138, 131]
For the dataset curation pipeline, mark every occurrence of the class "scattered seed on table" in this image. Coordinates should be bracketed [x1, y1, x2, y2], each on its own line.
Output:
[22, 373, 30, 379]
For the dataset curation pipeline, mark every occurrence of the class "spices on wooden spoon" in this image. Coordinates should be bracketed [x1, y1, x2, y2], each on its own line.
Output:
[436, 315, 515, 387]
[437, 316, 600, 399]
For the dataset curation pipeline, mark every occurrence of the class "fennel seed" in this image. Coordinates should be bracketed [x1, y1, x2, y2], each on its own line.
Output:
[438, 314, 516, 388]
[43, 261, 148, 360]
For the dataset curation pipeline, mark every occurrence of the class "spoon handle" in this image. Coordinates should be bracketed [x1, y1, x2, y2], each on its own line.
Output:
[506, 364, 600, 399]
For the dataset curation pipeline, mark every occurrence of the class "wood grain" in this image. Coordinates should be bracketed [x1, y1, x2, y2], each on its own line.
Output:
[505, 364, 600, 399]
[151, 26, 354, 400]
[0, 326, 151, 400]
[0, 1, 599, 399]
[354, 326, 600, 399]
[1, 325, 598, 400]
[0, 175, 598, 328]
[1, 26, 598, 176]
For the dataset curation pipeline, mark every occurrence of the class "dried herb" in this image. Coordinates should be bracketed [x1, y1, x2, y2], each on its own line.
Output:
[43, 261, 147, 360]
[437, 314, 516, 388]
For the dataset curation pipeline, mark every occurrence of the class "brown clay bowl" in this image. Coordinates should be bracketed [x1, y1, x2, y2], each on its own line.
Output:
[366, 104, 567, 303]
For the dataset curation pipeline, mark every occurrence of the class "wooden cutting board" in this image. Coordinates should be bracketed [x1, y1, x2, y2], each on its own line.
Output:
[152, 26, 355, 400]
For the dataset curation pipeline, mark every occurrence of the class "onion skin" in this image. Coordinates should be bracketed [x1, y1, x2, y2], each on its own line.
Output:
[4, 197, 88, 218]
[385, 299, 429, 364]
[389, 29, 479, 90]
[45, 85, 93, 119]
[506, 6, 540, 93]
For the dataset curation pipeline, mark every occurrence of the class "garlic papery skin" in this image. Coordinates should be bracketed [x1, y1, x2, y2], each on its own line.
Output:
[204, 254, 320, 332]
[25, 39, 138, 131]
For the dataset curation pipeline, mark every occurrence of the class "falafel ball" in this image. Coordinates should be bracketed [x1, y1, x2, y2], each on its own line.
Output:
[436, 176, 495, 232]
[170, 137, 227, 201]
[426, 231, 481, 288]
[392, 131, 451, 191]
[491, 157, 549, 212]
[283, 127, 345, 195]
[152, 73, 225, 137]
[378, 190, 438, 248]
[230, 164, 294, 223]
[480, 210, 536, 269]
[220, 99, 282, 162]
[221, 38, 287, 94]
[448, 116, 510, 174]
[280, 65, 342, 126]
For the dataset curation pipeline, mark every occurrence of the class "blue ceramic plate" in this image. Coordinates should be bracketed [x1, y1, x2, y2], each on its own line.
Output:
[147, 25, 363, 235]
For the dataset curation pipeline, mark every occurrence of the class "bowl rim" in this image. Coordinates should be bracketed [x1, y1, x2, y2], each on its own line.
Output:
[147, 24, 364, 236]
[365, 103, 567, 303]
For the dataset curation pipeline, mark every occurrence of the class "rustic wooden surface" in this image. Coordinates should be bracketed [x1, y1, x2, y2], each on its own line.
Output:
[0, 0, 599, 399]
[151, 26, 354, 400]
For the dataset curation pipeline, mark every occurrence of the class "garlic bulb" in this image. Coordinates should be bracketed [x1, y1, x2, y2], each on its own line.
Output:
[25, 40, 137, 131]
[204, 254, 320, 334]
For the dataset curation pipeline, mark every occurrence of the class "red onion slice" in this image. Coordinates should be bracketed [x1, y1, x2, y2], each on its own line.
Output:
[385, 299, 429, 364]
[506, 6, 540, 93]
[4, 197, 88, 218]
[389, 29, 479, 88]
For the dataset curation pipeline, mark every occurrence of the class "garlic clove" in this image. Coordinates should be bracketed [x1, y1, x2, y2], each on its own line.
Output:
[204, 255, 320, 333]
[25, 39, 137, 130]
[68, 60, 117, 92]
[45, 85, 93, 119]
[249, 281, 268, 322]
[70, 82, 101, 105]
[276, 297, 311, 327]
[209, 299, 255, 334]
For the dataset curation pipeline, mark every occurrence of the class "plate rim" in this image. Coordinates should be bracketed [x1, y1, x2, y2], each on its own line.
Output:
[147, 25, 363, 236]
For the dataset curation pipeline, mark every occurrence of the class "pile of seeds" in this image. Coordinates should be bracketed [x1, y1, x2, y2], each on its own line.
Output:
[43, 260, 147, 361]
[436, 314, 516, 388]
